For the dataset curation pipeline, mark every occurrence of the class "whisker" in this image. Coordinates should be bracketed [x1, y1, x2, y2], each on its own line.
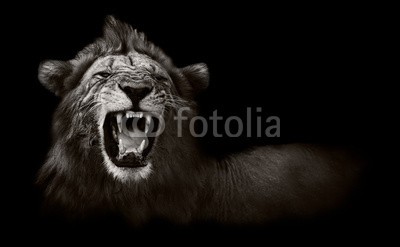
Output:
[80, 100, 97, 110]
[165, 94, 190, 108]
[79, 102, 102, 120]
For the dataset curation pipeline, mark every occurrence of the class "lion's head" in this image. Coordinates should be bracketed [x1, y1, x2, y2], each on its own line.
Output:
[38, 17, 209, 216]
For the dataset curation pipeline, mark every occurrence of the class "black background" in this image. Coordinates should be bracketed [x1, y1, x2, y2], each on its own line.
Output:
[3, 3, 396, 244]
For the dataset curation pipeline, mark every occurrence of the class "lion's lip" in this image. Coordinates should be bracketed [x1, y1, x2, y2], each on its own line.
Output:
[103, 111, 158, 168]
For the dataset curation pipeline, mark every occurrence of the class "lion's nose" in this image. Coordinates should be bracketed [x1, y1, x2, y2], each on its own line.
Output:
[121, 84, 153, 106]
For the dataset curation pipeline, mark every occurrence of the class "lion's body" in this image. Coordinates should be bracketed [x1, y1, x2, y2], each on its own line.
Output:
[38, 16, 361, 224]
[200, 145, 359, 223]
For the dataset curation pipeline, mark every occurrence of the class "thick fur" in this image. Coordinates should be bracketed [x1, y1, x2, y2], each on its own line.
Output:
[38, 16, 361, 224]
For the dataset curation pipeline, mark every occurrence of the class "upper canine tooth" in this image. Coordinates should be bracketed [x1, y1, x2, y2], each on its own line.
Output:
[145, 115, 151, 133]
[138, 112, 143, 118]
[116, 113, 123, 133]
[145, 115, 151, 123]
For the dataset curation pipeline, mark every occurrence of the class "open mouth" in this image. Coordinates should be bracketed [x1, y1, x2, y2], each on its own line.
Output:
[103, 111, 160, 168]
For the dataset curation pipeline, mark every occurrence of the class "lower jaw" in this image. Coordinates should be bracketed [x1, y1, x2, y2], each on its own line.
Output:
[110, 152, 148, 168]
[106, 136, 156, 168]
[103, 154, 153, 182]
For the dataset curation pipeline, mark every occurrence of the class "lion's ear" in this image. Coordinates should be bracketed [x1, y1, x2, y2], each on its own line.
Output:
[38, 60, 73, 97]
[181, 63, 209, 94]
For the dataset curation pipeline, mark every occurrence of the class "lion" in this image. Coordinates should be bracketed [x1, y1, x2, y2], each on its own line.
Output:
[37, 16, 362, 224]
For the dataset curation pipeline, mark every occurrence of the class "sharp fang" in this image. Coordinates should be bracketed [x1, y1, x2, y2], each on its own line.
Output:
[139, 112, 143, 118]
[116, 114, 122, 133]
[138, 139, 146, 153]
[119, 139, 126, 154]
[145, 115, 151, 133]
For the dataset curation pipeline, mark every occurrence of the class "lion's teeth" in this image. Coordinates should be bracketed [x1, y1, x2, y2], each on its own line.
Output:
[116, 113, 122, 133]
[119, 139, 126, 154]
[145, 115, 151, 133]
[138, 139, 146, 153]
[124, 111, 146, 118]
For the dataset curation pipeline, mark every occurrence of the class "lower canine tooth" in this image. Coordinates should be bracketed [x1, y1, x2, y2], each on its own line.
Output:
[138, 139, 146, 152]
[119, 139, 126, 154]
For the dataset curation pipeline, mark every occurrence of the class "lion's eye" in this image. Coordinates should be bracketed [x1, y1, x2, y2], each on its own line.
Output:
[95, 72, 112, 78]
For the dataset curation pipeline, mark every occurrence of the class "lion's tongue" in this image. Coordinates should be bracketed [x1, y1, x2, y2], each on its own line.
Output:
[117, 130, 147, 154]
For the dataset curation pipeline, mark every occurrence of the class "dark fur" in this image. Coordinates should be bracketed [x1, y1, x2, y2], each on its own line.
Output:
[38, 16, 361, 224]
